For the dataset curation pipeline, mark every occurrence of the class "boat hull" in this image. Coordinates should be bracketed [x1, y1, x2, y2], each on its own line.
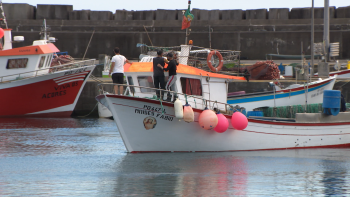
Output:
[227, 77, 336, 112]
[0, 65, 95, 117]
[97, 95, 350, 153]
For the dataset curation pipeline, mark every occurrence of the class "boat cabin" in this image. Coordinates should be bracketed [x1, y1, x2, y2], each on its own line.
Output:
[0, 29, 59, 82]
[123, 62, 245, 110]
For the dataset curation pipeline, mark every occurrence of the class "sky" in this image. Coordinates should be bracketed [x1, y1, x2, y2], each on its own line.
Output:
[3, 0, 350, 12]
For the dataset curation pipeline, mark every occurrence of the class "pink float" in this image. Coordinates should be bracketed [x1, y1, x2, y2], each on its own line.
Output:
[231, 112, 248, 130]
[199, 108, 218, 130]
[214, 112, 229, 133]
[183, 103, 194, 123]
[0, 28, 4, 38]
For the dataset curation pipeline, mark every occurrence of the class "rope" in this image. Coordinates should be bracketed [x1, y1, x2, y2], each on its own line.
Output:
[89, 74, 104, 83]
[158, 98, 164, 114]
[77, 102, 99, 117]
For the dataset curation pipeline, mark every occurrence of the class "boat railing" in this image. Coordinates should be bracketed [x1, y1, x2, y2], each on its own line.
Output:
[0, 59, 97, 83]
[97, 83, 245, 116]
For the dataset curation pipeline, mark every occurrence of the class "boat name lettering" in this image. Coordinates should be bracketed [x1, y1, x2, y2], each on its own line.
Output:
[135, 109, 154, 116]
[64, 68, 87, 76]
[155, 113, 173, 121]
[42, 90, 67, 99]
[54, 82, 79, 91]
[311, 87, 325, 98]
[143, 105, 166, 113]
[19, 49, 30, 52]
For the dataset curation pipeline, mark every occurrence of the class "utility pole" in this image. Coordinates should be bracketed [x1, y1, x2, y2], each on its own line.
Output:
[324, 0, 330, 62]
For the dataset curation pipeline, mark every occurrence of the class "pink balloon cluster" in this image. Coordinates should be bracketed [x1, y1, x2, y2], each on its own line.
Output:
[231, 112, 248, 130]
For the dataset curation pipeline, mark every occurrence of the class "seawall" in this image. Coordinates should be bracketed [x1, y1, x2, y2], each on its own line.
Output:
[2, 3, 350, 60]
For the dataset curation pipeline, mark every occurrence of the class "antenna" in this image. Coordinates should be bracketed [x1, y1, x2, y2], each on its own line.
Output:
[0, 1, 8, 29]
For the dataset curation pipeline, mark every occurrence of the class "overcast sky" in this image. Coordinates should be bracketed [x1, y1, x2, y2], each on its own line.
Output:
[3, 0, 350, 12]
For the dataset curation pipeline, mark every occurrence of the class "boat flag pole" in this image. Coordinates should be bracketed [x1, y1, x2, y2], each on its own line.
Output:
[185, 0, 191, 45]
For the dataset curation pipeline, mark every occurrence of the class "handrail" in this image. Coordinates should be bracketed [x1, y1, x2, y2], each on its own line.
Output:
[97, 83, 245, 115]
[0, 59, 97, 83]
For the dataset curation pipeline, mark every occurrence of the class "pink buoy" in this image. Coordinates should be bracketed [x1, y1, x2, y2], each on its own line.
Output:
[214, 112, 229, 133]
[231, 112, 248, 130]
[183, 103, 194, 123]
[0, 28, 4, 38]
[198, 108, 218, 130]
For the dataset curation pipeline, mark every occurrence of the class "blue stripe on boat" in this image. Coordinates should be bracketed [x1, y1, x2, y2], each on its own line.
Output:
[227, 81, 329, 104]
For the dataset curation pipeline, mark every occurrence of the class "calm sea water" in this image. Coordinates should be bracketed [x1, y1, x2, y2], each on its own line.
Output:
[1, 117, 350, 196]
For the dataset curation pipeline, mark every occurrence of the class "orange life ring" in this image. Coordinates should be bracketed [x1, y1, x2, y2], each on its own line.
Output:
[207, 50, 223, 72]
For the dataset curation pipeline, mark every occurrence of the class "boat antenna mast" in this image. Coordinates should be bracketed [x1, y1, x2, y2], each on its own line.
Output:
[40, 19, 51, 40]
[0, 1, 8, 29]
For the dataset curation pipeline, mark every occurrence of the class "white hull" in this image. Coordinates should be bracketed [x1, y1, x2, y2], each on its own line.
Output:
[97, 95, 350, 153]
[98, 102, 113, 118]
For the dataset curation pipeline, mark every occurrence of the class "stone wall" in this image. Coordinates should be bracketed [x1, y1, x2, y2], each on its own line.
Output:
[2, 3, 350, 20]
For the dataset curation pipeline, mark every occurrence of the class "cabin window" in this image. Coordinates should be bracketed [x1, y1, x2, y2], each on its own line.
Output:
[127, 76, 135, 94]
[137, 76, 155, 93]
[180, 77, 202, 96]
[38, 56, 46, 68]
[6, 58, 29, 69]
[45, 54, 52, 67]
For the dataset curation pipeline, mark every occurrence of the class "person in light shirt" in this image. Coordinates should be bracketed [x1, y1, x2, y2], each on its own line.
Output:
[109, 47, 132, 95]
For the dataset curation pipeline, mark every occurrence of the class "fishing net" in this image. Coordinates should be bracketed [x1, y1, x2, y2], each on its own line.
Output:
[256, 103, 324, 118]
[50, 55, 75, 67]
[244, 60, 280, 80]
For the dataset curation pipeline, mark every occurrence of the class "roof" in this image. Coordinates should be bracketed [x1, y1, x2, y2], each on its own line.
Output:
[0, 43, 60, 56]
[124, 62, 246, 80]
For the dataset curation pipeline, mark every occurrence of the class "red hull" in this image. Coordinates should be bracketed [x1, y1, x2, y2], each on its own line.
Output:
[0, 71, 91, 117]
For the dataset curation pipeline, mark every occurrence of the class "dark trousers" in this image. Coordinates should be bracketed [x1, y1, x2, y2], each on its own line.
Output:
[153, 76, 165, 98]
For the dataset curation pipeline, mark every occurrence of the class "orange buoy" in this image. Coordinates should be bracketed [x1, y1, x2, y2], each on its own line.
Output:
[207, 50, 224, 72]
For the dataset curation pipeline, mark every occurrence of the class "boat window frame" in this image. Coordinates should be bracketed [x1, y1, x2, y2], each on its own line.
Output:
[180, 77, 203, 96]
[137, 76, 156, 93]
[38, 55, 46, 69]
[6, 58, 29, 69]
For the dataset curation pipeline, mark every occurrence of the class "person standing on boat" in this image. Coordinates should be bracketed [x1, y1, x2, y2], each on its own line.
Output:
[158, 53, 178, 102]
[153, 50, 168, 99]
[109, 47, 132, 95]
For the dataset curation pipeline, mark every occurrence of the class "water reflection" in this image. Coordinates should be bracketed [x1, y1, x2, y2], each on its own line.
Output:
[112, 150, 350, 196]
[1, 118, 350, 196]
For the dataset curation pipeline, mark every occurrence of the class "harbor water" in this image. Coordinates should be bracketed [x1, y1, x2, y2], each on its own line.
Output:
[1, 118, 350, 196]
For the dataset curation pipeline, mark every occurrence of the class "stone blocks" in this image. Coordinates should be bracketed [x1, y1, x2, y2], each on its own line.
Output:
[221, 10, 244, 20]
[90, 11, 113, 20]
[268, 8, 289, 20]
[69, 10, 90, 20]
[2, 3, 35, 20]
[336, 6, 350, 18]
[155, 9, 177, 20]
[36, 4, 73, 20]
[246, 9, 267, 19]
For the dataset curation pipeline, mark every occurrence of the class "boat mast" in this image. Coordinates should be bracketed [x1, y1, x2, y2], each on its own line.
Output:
[185, 0, 191, 45]
[324, 0, 330, 62]
[311, 0, 314, 77]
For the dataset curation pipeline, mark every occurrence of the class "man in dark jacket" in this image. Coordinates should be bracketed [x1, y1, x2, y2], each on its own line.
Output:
[158, 53, 178, 102]
[153, 50, 166, 99]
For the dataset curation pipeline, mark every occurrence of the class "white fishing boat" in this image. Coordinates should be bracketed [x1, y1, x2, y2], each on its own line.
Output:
[0, 18, 96, 117]
[95, 46, 347, 152]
